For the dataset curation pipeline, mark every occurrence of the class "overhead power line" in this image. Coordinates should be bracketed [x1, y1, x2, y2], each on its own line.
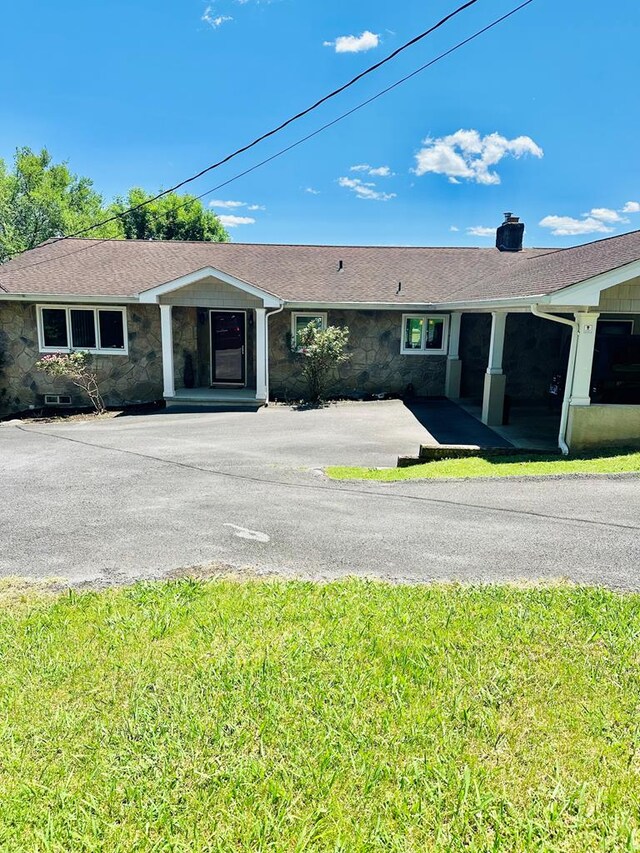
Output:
[0, 0, 534, 279]
[24, 0, 482, 248]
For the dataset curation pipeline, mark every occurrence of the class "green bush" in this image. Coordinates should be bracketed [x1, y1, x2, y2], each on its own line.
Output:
[35, 351, 105, 414]
[296, 321, 350, 402]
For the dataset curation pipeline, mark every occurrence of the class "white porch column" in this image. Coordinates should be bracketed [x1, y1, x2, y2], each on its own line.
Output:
[481, 311, 507, 425]
[569, 311, 600, 406]
[160, 304, 175, 398]
[255, 308, 267, 401]
[445, 311, 462, 399]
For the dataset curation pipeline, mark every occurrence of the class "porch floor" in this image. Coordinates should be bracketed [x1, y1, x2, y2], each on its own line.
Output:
[404, 399, 560, 452]
[456, 400, 560, 452]
[165, 387, 266, 408]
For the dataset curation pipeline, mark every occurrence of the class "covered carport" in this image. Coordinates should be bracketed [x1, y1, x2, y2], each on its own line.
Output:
[440, 254, 640, 453]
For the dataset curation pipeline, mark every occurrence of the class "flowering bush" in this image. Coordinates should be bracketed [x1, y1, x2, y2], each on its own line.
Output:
[295, 321, 350, 402]
[35, 351, 105, 414]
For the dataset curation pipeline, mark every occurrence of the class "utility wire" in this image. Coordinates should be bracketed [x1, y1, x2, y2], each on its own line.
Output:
[22, 0, 482, 247]
[0, 0, 534, 279]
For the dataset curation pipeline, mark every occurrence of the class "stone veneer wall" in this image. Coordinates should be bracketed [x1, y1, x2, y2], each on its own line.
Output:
[172, 306, 198, 389]
[0, 302, 163, 415]
[268, 309, 446, 400]
[459, 312, 570, 403]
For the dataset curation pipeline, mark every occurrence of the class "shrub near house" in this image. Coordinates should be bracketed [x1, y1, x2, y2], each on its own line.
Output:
[296, 320, 350, 402]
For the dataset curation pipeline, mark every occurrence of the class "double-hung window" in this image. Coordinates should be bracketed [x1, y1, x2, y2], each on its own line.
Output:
[401, 314, 448, 355]
[38, 306, 128, 355]
[291, 312, 327, 350]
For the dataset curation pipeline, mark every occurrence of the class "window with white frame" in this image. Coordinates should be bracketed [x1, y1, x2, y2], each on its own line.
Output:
[38, 306, 128, 355]
[291, 312, 327, 350]
[400, 314, 448, 355]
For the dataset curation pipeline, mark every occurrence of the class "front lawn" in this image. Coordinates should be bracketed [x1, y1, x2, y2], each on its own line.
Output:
[327, 448, 640, 481]
[2, 579, 640, 851]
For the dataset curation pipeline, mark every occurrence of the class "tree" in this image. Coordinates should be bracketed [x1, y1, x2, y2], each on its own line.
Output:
[296, 321, 350, 402]
[0, 147, 118, 262]
[0, 148, 230, 263]
[107, 187, 229, 242]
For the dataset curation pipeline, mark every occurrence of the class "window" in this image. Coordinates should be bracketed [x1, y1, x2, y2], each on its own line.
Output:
[400, 314, 449, 355]
[291, 312, 327, 350]
[38, 306, 128, 355]
[597, 319, 634, 336]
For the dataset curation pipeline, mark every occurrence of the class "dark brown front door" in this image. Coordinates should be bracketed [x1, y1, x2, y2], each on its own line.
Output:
[210, 311, 246, 386]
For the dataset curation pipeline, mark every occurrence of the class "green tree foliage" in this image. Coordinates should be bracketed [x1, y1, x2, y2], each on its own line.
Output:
[107, 187, 229, 242]
[296, 321, 350, 402]
[0, 147, 119, 262]
[0, 147, 230, 262]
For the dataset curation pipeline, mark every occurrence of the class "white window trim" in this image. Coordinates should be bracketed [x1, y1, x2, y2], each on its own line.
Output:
[291, 311, 328, 351]
[400, 314, 449, 355]
[37, 305, 129, 355]
[597, 318, 634, 334]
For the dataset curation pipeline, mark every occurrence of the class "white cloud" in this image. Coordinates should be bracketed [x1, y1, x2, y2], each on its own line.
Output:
[218, 215, 256, 228]
[209, 199, 245, 209]
[202, 7, 233, 27]
[622, 201, 640, 214]
[350, 164, 393, 177]
[449, 226, 460, 232]
[414, 129, 543, 185]
[304, 187, 321, 195]
[466, 226, 495, 237]
[587, 207, 627, 224]
[209, 199, 264, 211]
[324, 31, 379, 53]
[338, 176, 396, 202]
[539, 215, 613, 237]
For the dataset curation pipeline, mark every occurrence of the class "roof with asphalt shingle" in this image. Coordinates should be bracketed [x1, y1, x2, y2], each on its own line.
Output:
[1, 229, 639, 305]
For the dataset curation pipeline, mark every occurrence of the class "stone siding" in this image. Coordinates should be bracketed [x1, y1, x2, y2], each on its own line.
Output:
[459, 312, 570, 403]
[268, 309, 446, 400]
[173, 306, 198, 389]
[0, 302, 163, 415]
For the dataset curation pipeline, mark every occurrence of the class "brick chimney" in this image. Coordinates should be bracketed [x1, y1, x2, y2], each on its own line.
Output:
[496, 212, 524, 252]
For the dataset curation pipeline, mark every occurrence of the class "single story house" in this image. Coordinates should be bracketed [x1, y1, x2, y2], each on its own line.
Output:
[1, 214, 639, 453]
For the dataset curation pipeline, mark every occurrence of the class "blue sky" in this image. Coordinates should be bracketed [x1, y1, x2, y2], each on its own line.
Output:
[2, 0, 639, 247]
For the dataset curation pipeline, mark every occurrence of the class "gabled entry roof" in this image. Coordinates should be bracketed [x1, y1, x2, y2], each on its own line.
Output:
[1, 229, 639, 306]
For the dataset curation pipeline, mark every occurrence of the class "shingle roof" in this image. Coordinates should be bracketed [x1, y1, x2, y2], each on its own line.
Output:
[1, 229, 639, 305]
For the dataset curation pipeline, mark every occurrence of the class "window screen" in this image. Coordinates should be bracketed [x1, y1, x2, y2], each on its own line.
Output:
[98, 310, 126, 349]
[70, 309, 97, 348]
[41, 308, 68, 348]
[424, 318, 445, 349]
[404, 317, 424, 350]
[294, 314, 325, 348]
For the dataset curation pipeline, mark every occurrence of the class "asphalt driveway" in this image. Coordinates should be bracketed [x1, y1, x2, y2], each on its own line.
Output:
[2, 401, 639, 590]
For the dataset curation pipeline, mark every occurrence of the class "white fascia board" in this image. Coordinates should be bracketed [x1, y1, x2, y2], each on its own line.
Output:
[138, 266, 282, 308]
[284, 301, 438, 311]
[284, 295, 544, 312]
[538, 258, 640, 307]
[0, 292, 138, 304]
[429, 295, 545, 312]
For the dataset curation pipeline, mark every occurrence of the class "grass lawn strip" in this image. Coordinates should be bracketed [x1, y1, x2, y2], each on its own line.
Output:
[1, 579, 640, 851]
[326, 449, 640, 481]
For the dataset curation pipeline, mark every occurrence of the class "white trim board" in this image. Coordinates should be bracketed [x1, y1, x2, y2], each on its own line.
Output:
[36, 304, 129, 356]
[539, 258, 640, 307]
[138, 266, 282, 308]
[0, 293, 138, 304]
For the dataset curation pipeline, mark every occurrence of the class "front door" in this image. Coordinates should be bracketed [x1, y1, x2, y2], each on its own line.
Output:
[210, 310, 246, 386]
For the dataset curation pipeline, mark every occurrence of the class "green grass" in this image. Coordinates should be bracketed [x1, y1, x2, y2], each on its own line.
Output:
[327, 449, 640, 481]
[2, 579, 640, 851]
